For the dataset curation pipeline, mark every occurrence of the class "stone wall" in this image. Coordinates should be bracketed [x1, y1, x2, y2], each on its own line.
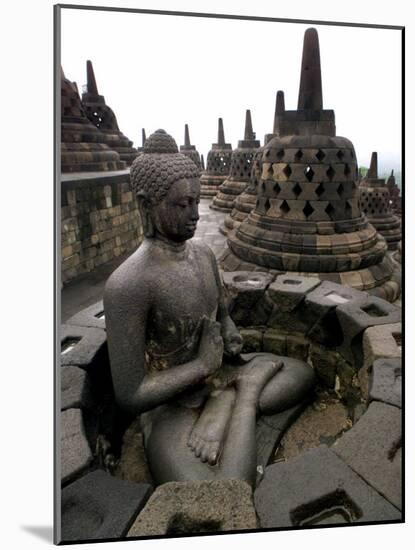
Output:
[61, 171, 142, 284]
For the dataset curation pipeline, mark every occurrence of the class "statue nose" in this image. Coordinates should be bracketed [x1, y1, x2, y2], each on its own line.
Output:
[191, 205, 199, 221]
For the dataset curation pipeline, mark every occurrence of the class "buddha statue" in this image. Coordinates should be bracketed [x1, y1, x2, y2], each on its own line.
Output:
[104, 129, 315, 486]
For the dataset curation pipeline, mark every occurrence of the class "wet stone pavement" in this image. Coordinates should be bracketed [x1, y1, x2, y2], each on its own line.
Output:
[61, 199, 227, 322]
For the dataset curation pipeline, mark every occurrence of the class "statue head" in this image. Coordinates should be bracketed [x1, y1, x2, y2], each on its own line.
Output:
[130, 129, 201, 242]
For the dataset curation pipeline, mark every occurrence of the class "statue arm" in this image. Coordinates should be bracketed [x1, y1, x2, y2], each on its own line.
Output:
[208, 248, 243, 356]
[104, 279, 223, 415]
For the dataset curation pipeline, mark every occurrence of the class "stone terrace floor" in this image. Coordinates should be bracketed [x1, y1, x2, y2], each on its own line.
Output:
[61, 199, 228, 322]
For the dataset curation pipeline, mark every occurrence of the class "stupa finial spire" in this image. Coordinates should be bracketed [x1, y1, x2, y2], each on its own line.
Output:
[86, 60, 99, 96]
[184, 124, 191, 147]
[244, 110, 254, 140]
[142, 128, 146, 146]
[218, 118, 225, 146]
[273, 91, 285, 133]
[368, 152, 378, 179]
[297, 28, 323, 110]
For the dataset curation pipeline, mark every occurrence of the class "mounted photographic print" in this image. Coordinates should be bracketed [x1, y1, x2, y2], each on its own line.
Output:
[55, 4, 404, 545]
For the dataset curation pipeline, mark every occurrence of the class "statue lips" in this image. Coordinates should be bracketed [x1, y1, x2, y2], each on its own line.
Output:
[186, 223, 197, 234]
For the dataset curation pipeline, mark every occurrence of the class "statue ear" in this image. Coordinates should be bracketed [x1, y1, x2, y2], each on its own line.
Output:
[136, 191, 154, 237]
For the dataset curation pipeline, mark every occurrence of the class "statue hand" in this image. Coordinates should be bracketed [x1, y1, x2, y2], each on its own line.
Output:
[199, 317, 224, 376]
[222, 317, 243, 357]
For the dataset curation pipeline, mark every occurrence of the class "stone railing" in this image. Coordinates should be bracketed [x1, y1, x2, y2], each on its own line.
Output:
[58, 275, 401, 541]
[61, 171, 142, 284]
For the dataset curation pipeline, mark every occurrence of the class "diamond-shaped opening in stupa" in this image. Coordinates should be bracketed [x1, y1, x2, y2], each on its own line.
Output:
[303, 201, 315, 218]
[293, 183, 302, 197]
[273, 182, 281, 194]
[325, 202, 335, 218]
[316, 149, 326, 161]
[304, 165, 315, 182]
[316, 182, 325, 197]
[280, 200, 290, 214]
[326, 166, 335, 181]
[283, 164, 292, 179]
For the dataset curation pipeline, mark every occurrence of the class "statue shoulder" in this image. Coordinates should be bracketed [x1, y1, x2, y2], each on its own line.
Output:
[104, 246, 153, 308]
[190, 239, 216, 263]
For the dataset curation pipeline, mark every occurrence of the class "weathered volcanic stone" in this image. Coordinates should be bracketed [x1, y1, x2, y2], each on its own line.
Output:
[60, 324, 107, 369]
[386, 169, 401, 215]
[61, 366, 93, 411]
[223, 271, 274, 326]
[61, 66, 126, 173]
[359, 153, 401, 251]
[211, 110, 260, 213]
[61, 408, 93, 484]
[369, 357, 402, 408]
[360, 322, 401, 399]
[200, 118, 232, 197]
[179, 124, 202, 173]
[256, 401, 309, 469]
[303, 281, 368, 346]
[255, 445, 401, 528]
[81, 60, 137, 166]
[65, 301, 106, 330]
[223, 92, 284, 233]
[332, 402, 402, 510]
[268, 274, 321, 312]
[222, 29, 399, 298]
[335, 296, 401, 365]
[362, 322, 401, 368]
[61, 469, 152, 542]
[127, 479, 258, 537]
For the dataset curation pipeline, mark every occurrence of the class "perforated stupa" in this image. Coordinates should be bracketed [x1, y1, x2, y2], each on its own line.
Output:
[221, 28, 399, 301]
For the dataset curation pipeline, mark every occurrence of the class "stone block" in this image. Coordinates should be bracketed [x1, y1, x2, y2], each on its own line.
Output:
[268, 274, 321, 312]
[332, 402, 402, 510]
[303, 281, 368, 347]
[263, 329, 286, 355]
[362, 323, 401, 369]
[66, 301, 106, 330]
[128, 479, 258, 537]
[286, 333, 310, 361]
[61, 470, 152, 542]
[61, 408, 93, 484]
[255, 445, 400, 528]
[60, 324, 107, 370]
[336, 297, 401, 365]
[223, 271, 274, 326]
[369, 357, 402, 408]
[61, 366, 94, 411]
[240, 328, 263, 352]
[256, 402, 309, 470]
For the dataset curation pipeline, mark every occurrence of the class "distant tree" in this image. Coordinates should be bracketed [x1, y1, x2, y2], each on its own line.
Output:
[359, 166, 368, 178]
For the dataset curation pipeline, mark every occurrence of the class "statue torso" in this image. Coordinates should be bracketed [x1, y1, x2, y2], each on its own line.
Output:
[144, 240, 220, 370]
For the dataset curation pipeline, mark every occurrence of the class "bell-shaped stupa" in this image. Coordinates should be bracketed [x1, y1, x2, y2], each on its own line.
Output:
[81, 61, 137, 165]
[211, 110, 260, 212]
[386, 169, 402, 215]
[359, 153, 401, 251]
[136, 128, 146, 154]
[199, 118, 232, 197]
[222, 28, 399, 300]
[61, 67, 126, 172]
[223, 92, 284, 233]
[180, 124, 202, 172]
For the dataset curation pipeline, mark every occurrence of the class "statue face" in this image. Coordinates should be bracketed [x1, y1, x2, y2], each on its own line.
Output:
[151, 178, 200, 242]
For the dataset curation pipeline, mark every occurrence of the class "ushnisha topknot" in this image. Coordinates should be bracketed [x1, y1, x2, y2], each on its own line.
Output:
[130, 129, 200, 204]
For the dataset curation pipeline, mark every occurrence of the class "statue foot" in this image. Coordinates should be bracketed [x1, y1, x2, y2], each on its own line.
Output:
[187, 387, 236, 466]
[236, 358, 284, 404]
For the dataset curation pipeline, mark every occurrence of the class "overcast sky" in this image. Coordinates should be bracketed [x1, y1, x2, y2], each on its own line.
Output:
[61, 8, 402, 173]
